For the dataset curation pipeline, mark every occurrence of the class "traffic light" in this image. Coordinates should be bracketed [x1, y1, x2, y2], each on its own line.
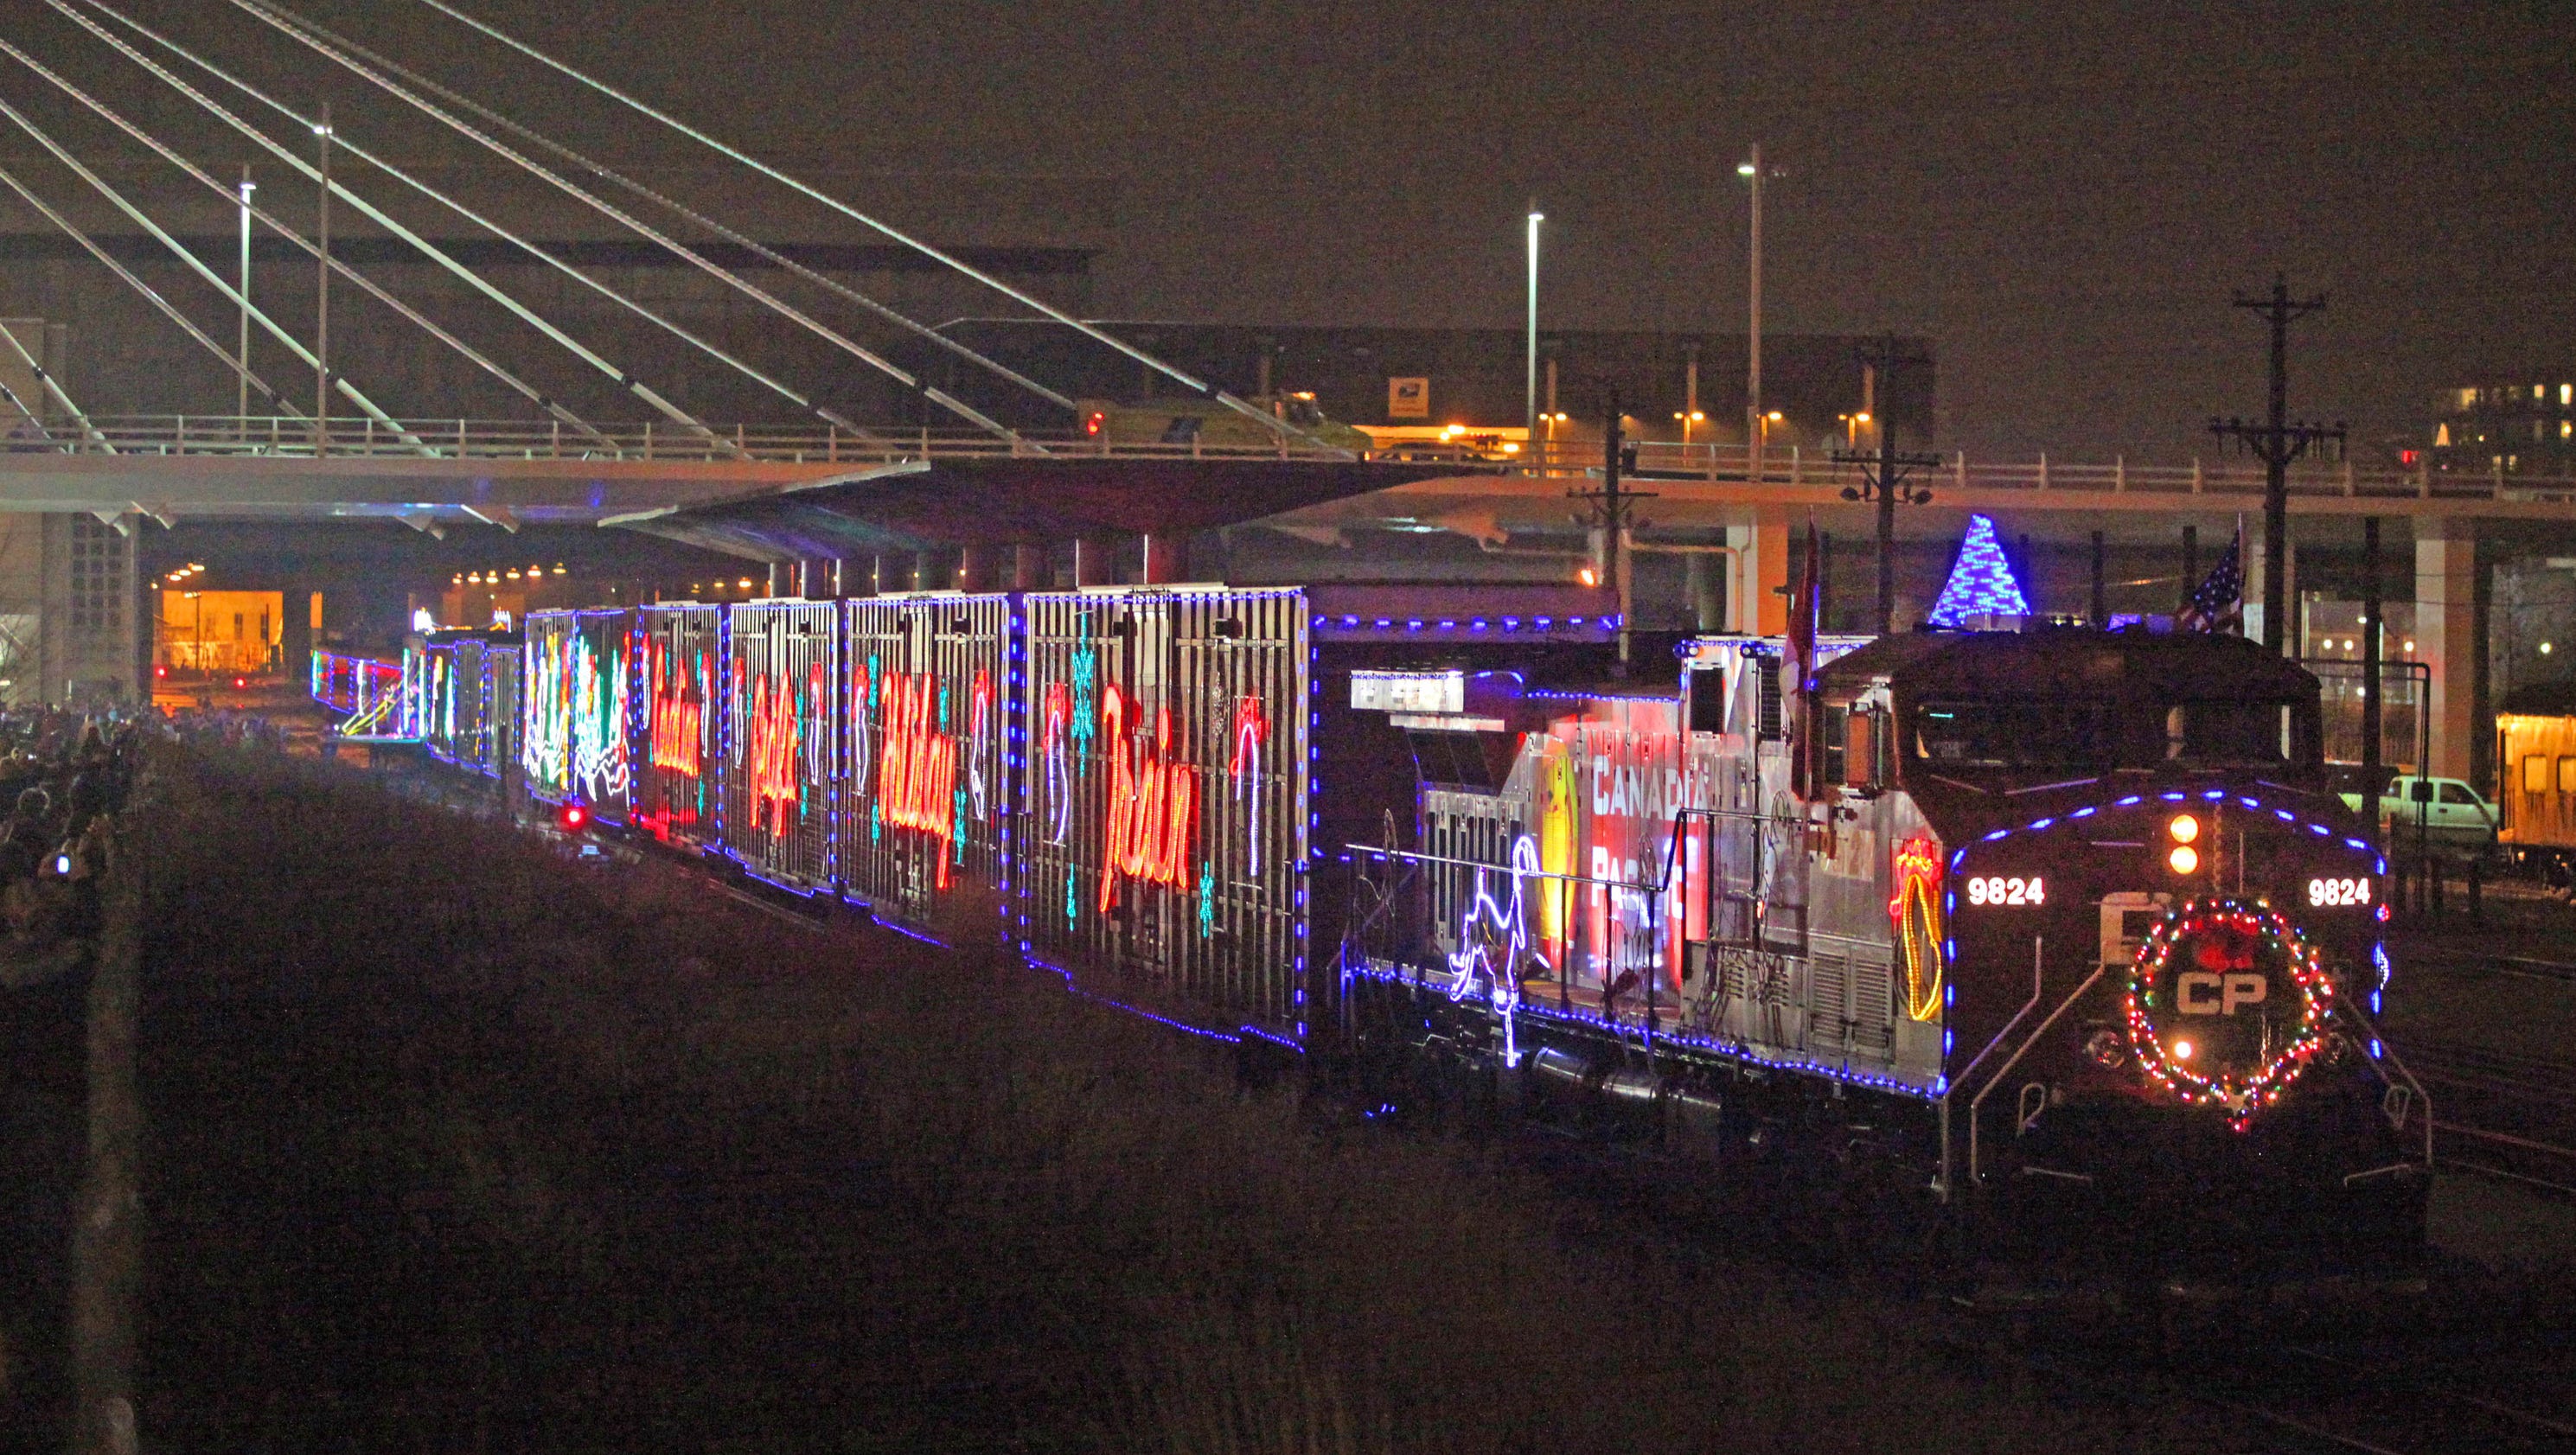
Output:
[555, 801, 591, 834]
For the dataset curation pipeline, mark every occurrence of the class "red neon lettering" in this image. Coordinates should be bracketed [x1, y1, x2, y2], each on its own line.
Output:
[648, 638, 706, 776]
[742, 665, 809, 837]
[878, 673, 959, 887]
[1099, 686, 1198, 911]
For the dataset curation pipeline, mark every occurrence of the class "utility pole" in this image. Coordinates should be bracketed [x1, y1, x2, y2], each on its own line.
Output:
[2362, 516, 2383, 846]
[313, 104, 332, 456]
[2210, 276, 2343, 655]
[1835, 335, 1938, 635]
[1569, 386, 1652, 668]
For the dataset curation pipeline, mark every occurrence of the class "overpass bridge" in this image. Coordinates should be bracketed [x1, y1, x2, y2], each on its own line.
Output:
[0, 0, 2557, 786]
[7, 417, 2573, 789]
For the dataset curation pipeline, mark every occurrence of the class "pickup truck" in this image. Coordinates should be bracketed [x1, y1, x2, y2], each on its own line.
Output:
[2337, 775, 2498, 857]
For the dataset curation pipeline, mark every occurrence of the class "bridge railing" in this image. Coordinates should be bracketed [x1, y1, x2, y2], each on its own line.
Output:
[1507, 436, 2576, 503]
[14, 415, 1377, 465]
[12, 414, 2576, 503]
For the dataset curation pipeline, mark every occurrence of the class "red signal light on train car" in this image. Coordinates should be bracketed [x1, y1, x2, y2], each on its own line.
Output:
[153, 664, 167, 679]
[1083, 411, 1105, 437]
[556, 801, 591, 834]
[233, 676, 247, 690]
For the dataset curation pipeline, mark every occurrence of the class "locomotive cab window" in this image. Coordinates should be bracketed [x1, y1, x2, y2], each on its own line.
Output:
[1841, 706, 1880, 792]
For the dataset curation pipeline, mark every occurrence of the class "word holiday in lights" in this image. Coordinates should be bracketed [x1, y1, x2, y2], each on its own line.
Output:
[1100, 685, 1196, 911]
[879, 672, 959, 886]
[741, 661, 821, 838]
[648, 638, 709, 776]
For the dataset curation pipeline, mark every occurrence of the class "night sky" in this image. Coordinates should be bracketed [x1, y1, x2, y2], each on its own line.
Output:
[26, 0, 2576, 458]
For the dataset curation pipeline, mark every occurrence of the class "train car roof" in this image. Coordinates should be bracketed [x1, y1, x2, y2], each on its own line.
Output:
[1814, 628, 2317, 701]
[2501, 680, 2576, 716]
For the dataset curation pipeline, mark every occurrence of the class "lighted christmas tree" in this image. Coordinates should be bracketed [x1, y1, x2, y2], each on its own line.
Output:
[1926, 513, 2031, 627]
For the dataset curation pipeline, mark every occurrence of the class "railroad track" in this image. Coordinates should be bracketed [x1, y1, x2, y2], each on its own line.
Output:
[2402, 947, 2576, 985]
[2201, 1343, 2576, 1454]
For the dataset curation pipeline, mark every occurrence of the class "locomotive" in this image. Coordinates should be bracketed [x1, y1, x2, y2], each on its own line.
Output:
[380, 588, 2430, 1289]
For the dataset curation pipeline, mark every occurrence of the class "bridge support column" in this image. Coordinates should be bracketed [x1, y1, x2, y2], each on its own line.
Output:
[956, 546, 993, 592]
[1140, 533, 1186, 586]
[2415, 520, 2481, 782]
[1727, 508, 1788, 636]
[911, 550, 943, 593]
[1013, 544, 1047, 590]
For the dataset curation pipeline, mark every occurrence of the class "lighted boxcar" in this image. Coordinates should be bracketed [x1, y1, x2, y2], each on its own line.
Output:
[407, 629, 521, 777]
[1016, 587, 1313, 1033]
[722, 600, 840, 894]
[634, 603, 724, 847]
[521, 608, 635, 820]
[839, 591, 1014, 935]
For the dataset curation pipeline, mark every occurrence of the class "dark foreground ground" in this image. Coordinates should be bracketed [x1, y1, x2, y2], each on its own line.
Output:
[18, 745, 2573, 1452]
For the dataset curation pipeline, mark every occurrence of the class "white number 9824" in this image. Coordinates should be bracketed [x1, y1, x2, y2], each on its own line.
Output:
[2308, 877, 2371, 908]
[1966, 875, 2045, 907]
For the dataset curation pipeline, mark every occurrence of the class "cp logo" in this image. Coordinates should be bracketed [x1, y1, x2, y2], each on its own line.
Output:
[2175, 971, 2268, 1016]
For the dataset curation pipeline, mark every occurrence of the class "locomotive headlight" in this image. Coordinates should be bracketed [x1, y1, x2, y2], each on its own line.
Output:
[2171, 1038, 2195, 1062]
[2168, 844, 2200, 875]
[2167, 814, 2201, 845]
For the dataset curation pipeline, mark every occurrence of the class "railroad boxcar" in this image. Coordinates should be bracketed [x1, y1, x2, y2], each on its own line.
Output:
[406, 629, 521, 778]
[840, 591, 1015, 936]
[521, 608, 635, 821]
[634, 603, 724, 848]
[723, 600, 840, 894]
[2496, 681, 2576, 886]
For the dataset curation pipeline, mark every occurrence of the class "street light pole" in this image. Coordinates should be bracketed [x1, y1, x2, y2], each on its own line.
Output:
[313, 104, 332, 456]
[236, 165, 254, 426]
[1736, 145, 1767, 483]
[1525, 202, 1543, 450]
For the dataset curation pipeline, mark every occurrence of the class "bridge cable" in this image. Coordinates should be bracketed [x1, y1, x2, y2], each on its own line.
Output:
[0, 159, 299, 421]
[0, 310, 112, 454]
[0, 33, 604, 456]
[248, 0, 1079, 418]
[56, 0, 741, 458]
[399, 0, 1346, 452]
[84, 0, 866, 458]
[0, 93, 425, 444]
[227, 0, 1020, 447]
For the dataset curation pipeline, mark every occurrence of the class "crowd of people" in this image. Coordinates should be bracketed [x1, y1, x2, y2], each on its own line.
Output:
[0, 709, 147, 987]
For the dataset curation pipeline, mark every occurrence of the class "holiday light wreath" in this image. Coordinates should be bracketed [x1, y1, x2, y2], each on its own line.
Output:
[2123, 897, 2332, 1130]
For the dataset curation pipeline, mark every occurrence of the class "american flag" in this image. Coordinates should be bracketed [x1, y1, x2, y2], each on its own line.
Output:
[2180, 526, 2243, 633]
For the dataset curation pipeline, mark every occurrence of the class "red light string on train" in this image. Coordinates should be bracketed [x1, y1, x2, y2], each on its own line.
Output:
[879, 671, 959, 886]
[647, 636, 706, 776]
[1230, 694, 1268, 874]
[1889, 834, 1946, 1021]
[1100, 684, 1196, 911]
[741, 661, 812, 838]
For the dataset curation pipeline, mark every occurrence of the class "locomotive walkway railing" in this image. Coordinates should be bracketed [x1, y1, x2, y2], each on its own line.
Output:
[13, 415, 2576, 504]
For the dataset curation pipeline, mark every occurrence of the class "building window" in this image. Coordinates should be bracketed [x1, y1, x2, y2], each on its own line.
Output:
[68, 515, 125, 638]
[2562, 383, 2573, 406]
[2459, 387, 2479, 409]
